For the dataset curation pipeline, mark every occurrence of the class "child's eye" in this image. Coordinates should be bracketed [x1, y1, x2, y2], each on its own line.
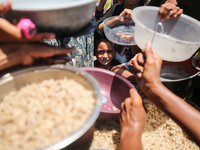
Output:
[107, 50, 114, 54]
[98, 50, 105, 55]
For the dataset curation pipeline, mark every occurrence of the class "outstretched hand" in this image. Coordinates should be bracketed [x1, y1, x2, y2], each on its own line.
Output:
[0, 43, 75, 70]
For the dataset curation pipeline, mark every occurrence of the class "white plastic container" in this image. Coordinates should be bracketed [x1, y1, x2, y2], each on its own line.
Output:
[103, 16, 136, 46]
[131, 6, 200, 62]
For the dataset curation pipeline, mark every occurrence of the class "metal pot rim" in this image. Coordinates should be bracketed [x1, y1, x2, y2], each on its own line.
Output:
[8, 0, 96, 11]
[0, 65, 102, 150]
[160, 71, 200, 82]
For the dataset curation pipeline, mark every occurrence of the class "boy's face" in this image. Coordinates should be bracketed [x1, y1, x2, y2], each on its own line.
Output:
[96, 41, 115, 66]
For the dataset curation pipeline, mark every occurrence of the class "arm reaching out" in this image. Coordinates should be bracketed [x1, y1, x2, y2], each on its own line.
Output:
[134, 42, 200, 145]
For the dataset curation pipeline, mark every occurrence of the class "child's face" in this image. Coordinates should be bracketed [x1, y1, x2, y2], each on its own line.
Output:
[96, 41, 115, 66]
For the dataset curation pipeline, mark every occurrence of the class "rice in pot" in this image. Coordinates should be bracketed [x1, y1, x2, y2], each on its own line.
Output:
[0, 78, 95, 150]
[91, 99, 199, 150]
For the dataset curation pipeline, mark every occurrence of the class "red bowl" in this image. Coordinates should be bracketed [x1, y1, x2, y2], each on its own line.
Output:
[80, 67, 135, 120]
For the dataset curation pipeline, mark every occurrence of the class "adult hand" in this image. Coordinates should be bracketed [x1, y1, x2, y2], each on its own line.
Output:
[136, 42, 163, 94]
[128, 42, 162, 91]
[159, 3, 183, 21]
[0, 43, 75, 70]
[120, 88, 146, 150]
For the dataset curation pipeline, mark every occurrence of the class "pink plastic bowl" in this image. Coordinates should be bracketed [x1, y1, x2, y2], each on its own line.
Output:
[80, 67, 135, 120]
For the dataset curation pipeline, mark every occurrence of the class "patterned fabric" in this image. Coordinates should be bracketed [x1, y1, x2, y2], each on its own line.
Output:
[44, 32, 94, 68]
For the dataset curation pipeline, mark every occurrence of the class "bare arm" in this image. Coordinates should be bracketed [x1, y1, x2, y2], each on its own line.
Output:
[98, 15, 121, 33]
[143, 82, 200, 143]
[111, 64, 136, 82]
[0, 43, 75, 71]
[98, 8, 133, 33]
[135, 42, 200, 144]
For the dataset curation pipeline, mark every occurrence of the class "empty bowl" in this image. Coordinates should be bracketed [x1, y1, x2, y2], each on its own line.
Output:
[103, 16, 136, 46]
[80, 67, 135, 120]
[131, 6, 200, 62]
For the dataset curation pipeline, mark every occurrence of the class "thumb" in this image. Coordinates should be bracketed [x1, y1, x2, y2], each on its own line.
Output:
[144, 42, 154, 63]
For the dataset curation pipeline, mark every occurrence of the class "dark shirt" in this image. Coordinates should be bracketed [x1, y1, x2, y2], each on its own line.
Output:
[178, 0, 200, 21]
[96, 4, 125, 36]
[147, 0, 167, 7]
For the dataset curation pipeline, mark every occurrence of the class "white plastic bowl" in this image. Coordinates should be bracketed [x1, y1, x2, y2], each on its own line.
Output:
[131, 6, 200, 62]
[103, 16, 136, 46]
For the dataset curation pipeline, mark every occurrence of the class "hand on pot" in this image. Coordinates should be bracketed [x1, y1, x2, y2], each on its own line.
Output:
[158, 2, 183, 21]
[0, 43, 75, 71]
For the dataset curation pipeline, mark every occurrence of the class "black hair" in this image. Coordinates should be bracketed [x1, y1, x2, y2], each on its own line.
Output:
[139, 0, 146, 6]
[94, 31, 113, 56]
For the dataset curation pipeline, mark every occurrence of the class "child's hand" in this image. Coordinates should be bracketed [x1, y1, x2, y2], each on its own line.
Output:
[159, 3, 183, 21]
[128, 52, 144, 82]
[119, 9, 133, 23]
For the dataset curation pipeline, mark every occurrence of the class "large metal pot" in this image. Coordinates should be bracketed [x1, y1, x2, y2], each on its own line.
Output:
[0, 65, 101, 150]
[1, 0, 96, 36]
[160, 57, 200, 99]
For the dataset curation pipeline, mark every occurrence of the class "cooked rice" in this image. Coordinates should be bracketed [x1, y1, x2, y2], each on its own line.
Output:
[0, 78, 95, 150]
[91, 99, 199, 150]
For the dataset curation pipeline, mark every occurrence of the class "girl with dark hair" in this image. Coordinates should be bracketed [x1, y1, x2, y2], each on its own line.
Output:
[94, 32, 120, 70]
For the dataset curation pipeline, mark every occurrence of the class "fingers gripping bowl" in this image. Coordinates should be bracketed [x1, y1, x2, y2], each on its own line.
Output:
[0, 66, 101, 150]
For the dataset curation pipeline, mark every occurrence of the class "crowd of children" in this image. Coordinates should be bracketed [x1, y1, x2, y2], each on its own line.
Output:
[0, 0, 200, 149]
